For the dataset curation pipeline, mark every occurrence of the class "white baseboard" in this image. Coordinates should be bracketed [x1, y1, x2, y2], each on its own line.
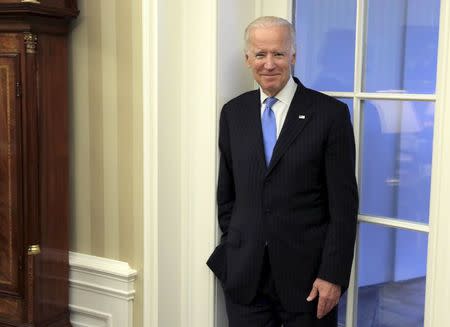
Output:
[69, 251, 137, 327]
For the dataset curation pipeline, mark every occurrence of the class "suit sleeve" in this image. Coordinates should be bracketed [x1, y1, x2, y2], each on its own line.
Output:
[217, 105, 235, 241]
[317, 104, 359, 290]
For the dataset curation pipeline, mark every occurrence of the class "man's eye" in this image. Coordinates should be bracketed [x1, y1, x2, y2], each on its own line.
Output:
[255, 53, 265, 58]
[274, 53, 285, 57]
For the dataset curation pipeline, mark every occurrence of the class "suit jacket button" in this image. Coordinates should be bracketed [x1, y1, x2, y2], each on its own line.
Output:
[264, 209, 271, 215]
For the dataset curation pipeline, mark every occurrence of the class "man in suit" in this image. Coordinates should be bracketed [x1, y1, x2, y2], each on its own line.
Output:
[207, 16, 358, 327]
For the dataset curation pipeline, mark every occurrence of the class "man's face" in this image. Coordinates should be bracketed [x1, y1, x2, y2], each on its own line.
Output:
[245, 25, 296, 97]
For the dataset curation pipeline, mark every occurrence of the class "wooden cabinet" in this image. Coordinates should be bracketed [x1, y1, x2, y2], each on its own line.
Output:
[0, 1, 78, 326]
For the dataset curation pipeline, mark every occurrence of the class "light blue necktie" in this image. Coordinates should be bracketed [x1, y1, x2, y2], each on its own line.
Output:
[262, 97, 278, 166]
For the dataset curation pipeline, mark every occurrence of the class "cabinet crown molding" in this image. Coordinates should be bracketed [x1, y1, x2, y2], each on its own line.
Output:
[0, 0, 79, 19]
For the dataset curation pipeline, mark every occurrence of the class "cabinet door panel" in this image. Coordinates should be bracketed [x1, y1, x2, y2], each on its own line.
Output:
[0, 54, 23, 298]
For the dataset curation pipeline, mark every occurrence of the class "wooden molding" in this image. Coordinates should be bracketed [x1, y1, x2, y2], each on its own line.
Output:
[0, 3, 79, 19]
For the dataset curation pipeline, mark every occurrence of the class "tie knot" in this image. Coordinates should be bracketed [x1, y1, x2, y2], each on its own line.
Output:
[265, 97, 278, 109]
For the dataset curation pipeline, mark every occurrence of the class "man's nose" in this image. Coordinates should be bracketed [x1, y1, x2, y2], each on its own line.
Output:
[264, 56, 275, 69]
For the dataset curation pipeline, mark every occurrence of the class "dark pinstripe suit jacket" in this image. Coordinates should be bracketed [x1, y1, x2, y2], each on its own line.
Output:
[207, 78, 358, 312]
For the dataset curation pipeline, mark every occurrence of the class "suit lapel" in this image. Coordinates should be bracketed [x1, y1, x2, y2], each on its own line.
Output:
[266, 82, 315, 176]
[244, 90, 267, 171]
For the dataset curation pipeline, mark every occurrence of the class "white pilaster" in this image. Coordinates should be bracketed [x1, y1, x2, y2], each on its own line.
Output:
[425, 0, 450, 326]
[179, 1, 218, 327]
[142, 0, 159, 325]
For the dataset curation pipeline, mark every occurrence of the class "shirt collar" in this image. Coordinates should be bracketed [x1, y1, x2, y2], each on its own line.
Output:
[259, 76, 297, 105]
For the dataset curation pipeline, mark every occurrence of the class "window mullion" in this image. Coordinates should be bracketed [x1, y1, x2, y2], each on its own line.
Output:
[357, 92, 436, 101]
[353, 0, 366, 186]
[358, 215, 430, 233]
[324, 91, 436, 102]
[346, 0, 367, 326]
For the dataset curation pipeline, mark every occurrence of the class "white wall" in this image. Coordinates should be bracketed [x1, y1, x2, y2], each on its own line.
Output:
[142, 1, 293, 327]
[216, 4, 256, 326]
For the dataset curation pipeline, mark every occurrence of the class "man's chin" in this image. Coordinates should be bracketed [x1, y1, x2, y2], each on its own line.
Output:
[261, 84, 281, 96]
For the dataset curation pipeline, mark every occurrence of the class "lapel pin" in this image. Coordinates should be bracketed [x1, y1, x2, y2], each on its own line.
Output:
[299, 115, 306, 119]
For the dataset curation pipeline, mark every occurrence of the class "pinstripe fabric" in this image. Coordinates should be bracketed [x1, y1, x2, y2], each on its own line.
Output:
[207, 78, 358, 313]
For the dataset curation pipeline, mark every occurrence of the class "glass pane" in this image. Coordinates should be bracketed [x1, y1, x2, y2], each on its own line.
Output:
[294, 0, 356, 91]
[338, 290, 348, 327]
[360, 100, 434, 223]
[357, 223, 427, 326]
[364, 0, 440, 94]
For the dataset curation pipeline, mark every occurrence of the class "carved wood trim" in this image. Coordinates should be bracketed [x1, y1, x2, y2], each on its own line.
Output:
[23, 32, 36, 54]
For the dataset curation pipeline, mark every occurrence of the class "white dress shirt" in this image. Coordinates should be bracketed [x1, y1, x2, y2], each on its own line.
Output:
[260, 76, 298, 139]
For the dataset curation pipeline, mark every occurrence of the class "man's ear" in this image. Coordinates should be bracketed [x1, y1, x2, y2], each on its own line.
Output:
[245, 53, 250, 67]
[291, 52, 296, 65]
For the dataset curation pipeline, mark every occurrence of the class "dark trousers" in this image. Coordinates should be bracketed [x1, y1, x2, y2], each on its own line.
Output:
[224, 250, 337, 327]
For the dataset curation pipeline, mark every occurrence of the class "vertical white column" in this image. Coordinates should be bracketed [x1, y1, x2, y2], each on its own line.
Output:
[179, 1, 218, 327]
[425, 0, 450, 326]
[142, 0, 159, 325]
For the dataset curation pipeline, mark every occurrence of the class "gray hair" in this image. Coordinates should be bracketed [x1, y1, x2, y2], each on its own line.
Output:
[244, 16, 296, 54]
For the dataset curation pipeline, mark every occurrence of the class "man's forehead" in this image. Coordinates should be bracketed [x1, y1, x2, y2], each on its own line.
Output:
[248, 36, 291, 52]
[248, 26, 291, 43]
